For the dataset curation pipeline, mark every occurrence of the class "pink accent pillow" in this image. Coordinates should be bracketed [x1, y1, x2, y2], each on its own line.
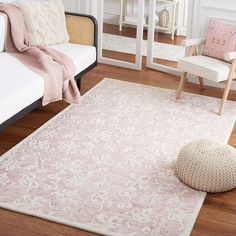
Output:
[203, 18, 236, 61]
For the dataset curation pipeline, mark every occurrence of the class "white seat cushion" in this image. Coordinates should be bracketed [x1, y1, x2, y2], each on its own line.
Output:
[0, 53, 44, 124]
[49, 43, 96, 75]
[0, 14, 6, 52]
[0, 43, 96, 125]
[178, 55, 233, 82]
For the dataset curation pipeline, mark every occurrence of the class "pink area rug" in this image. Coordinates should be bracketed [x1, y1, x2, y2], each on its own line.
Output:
[0, 79, 236, 236]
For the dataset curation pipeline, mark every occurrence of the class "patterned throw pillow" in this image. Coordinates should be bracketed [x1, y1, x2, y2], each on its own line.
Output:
[18, 0, 69, 46]
[203, 18, 236, 61]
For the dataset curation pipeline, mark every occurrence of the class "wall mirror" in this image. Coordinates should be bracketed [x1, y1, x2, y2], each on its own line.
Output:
[147, 0, 189, 75]
[98, 0, 145, 70]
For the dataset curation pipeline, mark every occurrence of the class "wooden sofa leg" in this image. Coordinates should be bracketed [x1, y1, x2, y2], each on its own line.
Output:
[198, 77, 205, 90]
[176, 72, 187, 99]
[75, 75, 81, 91]
[77, 78, 81, 91]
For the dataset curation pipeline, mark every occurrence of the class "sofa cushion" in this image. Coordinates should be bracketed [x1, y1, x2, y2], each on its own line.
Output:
[0, 43, 96, 124]
[0, 14, 6, 52]
[49, 43, 96, 75]
[18, 0, 70, 46]
[0, 53, 44, 124]
[178, 55, 234, 83]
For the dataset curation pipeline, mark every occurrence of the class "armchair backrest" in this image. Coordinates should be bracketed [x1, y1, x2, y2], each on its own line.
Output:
[203, 17, 236, 61]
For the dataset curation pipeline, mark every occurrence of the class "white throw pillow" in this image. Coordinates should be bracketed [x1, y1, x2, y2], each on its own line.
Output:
[18, 0, 70, 46]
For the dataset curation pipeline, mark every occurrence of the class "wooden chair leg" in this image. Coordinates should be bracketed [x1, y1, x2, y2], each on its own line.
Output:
[198, 77, 205, 90]
[176, 72, 187, 99]
[219, 77, 233, 115]
[219, 59, 236, 115]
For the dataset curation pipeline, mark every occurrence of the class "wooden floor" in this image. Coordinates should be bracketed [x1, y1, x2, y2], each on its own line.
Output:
[1, 27, 236, 236]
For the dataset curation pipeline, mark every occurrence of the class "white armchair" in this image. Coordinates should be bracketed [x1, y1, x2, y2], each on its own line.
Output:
[176, 37, 236, 115]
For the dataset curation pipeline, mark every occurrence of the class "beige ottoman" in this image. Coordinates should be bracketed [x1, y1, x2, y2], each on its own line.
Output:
[175, 139, 236, 193]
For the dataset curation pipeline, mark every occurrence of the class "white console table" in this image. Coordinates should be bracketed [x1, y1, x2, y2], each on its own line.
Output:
[119, 0, 180, 40]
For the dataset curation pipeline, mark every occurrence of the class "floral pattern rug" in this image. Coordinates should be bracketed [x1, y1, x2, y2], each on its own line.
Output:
[0, 79, 236, 236]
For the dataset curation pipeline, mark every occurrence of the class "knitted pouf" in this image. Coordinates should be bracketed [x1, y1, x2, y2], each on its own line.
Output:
[175, 139, 236, 193]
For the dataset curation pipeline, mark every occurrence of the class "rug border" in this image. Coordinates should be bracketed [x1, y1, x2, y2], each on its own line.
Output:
[182, 193, 206, 236]
[0, 78, 235, 236]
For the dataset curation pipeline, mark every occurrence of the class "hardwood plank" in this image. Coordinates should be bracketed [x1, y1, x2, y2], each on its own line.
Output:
[0, 223, 44, 236]
[0, 208, 98, 236]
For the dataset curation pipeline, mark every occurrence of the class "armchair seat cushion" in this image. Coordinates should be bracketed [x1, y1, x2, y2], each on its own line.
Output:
[49, 43, 96, 75]
[178, 55, 234, 82]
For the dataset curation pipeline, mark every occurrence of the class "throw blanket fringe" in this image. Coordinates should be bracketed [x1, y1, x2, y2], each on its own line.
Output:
[0, 3, 80, 106]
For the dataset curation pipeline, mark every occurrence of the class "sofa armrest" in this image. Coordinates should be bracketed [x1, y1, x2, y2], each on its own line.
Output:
[65, 12, 98, 49]
[183, 38, 206, 47]
[224, 51, 236, 62]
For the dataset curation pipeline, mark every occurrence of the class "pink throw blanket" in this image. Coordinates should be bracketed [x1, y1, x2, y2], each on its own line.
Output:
[0, 3, 80, 106]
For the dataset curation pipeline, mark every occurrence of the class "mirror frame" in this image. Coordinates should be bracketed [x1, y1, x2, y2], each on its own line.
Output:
[97, 0, 145, 70]
[146, 0, 194, 76]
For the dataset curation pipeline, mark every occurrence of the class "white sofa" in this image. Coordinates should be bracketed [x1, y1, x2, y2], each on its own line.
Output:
[0, 12, 97, 131]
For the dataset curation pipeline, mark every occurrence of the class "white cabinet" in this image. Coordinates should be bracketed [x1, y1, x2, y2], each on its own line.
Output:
[119, 0, 180, 40]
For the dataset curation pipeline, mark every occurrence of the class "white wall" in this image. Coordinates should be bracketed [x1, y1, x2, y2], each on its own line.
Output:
[62, 0, 98, 18]
[177, 0, 188, 36]
[103, 0, 121, 24]
[188, 0, 236, 38]
[103, 0, 188, 36]
[62, 0, 79, 12]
